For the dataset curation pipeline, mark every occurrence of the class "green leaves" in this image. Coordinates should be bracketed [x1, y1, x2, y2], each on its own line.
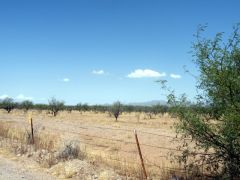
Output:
[0, 98, 15, 113]
[21, 100, 33, 112]
[110, 101, 122, 121]
[48, 97, 65, 117]
[168, 24, 240, 178]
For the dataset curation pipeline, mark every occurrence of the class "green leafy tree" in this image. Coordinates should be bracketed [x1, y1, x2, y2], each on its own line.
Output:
[122, 105, 135, 113]
[0, 98, 15, 113]
[75, 103, 82, 112]
[167, 25, 240, 179]
[48, 97, 65, 116]
[65, 106, 74, 113]
[21, 100, 34, 112]
[34, 103, 49, 111]
[151, 104, 168, 116]
[82, 103, 89, 112]
[110, 101, 122, 121]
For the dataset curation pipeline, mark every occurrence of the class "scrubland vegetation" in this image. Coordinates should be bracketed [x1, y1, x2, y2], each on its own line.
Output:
[0, 109, 202, 179]
[0, 25, 240, 179]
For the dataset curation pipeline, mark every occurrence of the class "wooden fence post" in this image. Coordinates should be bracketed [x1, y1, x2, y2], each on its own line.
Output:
[134, 129, 147, 179]
[30, 118, 34, 144]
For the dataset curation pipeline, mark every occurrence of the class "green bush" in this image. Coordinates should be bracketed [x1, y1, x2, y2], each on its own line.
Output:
[167, 24, 240, 179]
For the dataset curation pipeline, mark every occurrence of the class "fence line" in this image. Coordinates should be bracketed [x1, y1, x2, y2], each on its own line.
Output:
[61, 123, 177, 138]
[48, 126, 212, 156]
[84, 149, 187, 174]
[85, 151, 188, 175]
[1, 118, 213, 177]
[51, 127, 184, 152]
[78, 140, 139, 155]
[58, 123, 192, 141]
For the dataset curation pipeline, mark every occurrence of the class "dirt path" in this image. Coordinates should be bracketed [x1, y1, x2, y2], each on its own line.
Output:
[0, 154, 55, 180]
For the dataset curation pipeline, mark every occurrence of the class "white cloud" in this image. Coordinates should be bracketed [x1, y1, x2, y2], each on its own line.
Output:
[0, 94, 9, 99]
[92, 70, 104, 75]
[127, 69, 166, 78]
[63, 78, 70, 82]
[170, 74, 182, 79]
[16, 94, 33, 101]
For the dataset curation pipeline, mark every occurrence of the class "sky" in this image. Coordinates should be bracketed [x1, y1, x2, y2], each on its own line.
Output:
[0, 0, 239, 105]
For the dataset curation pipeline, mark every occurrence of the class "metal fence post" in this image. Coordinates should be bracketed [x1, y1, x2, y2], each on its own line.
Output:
[134, 129, 147, 179]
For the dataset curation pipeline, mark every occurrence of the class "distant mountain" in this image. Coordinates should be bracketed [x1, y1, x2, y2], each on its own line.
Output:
[128, 100, 167, 107]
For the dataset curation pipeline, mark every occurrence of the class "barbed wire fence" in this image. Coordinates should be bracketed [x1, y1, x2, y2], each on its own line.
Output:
[0, 114, 211, 179]
[47, 124, 211, 179]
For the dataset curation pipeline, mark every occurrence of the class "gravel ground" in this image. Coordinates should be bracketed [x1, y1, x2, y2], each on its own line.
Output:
[0, 155, 55, 180]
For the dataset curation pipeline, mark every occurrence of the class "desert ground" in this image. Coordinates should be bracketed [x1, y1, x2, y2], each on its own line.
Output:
[0, 109, 193, 179]
[0, 148, 55, 180]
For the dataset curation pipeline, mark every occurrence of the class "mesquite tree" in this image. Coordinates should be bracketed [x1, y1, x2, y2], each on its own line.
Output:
[21, 100, 33, 112]
[1, 98, 15, 113]
[48, 97, 65, 116]
[110, 101, 122, 121]
[167, 24, 240, 179]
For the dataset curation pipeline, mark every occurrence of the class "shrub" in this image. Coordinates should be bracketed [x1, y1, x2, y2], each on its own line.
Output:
[167, 24, 240, 179]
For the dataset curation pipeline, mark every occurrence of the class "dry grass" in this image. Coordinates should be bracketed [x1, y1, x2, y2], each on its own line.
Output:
[0, 122, 58, 152]
[0, 110, 210, 179]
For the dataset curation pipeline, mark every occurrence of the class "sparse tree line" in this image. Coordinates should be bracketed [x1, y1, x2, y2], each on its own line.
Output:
[0, 97, 212, 118]
[0, 97, 170, 119]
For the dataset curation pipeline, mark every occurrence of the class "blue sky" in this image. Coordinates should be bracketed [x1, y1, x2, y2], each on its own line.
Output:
[0, 0, 239, 105]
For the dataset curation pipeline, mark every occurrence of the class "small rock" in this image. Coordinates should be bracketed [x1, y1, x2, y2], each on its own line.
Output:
[93, 174, 98, 179]
[27, 153, 32, 158]
[98, 170, 119, 180]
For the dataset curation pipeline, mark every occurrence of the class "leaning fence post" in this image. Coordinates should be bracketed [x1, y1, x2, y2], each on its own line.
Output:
[134, 129, 147, 179]
[30, 118, 34, 144]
